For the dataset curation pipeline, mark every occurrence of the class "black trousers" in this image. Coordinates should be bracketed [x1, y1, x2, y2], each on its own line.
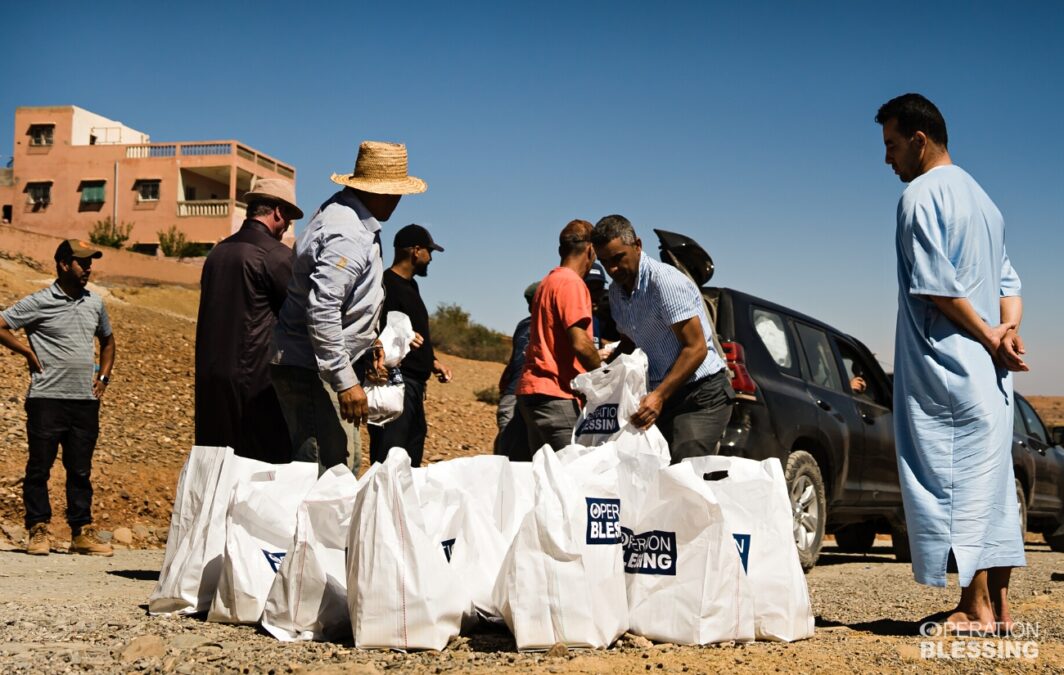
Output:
[23, 398, 100, 529]
[369, 377, 427, 467]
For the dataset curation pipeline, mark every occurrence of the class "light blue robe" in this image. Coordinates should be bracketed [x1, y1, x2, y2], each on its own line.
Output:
[893, 164, 1025, 587]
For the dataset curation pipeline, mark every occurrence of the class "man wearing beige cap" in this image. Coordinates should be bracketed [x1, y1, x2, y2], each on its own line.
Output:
[195, 178, 302, 462]
[272, 141, 426, 472]
[0, 239, 116, 556]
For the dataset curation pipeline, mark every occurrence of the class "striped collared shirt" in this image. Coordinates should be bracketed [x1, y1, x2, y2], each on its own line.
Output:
[272, 189, 383, 392]
[608, 252, 724, 390]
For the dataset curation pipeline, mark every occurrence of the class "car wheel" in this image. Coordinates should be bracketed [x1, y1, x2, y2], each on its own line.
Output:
[786, 450, 826, 572]
[1015, 478, 1027, 539]
[834, 523, 876, 553]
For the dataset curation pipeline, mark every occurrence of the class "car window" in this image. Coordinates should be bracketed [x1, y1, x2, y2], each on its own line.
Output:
[836, 339, 888, 406]
[794, 323, 845, 393]
[752, 308, 797, 373]
[1013, 403, 1029, 438]
[1016, 397, 1049, 445]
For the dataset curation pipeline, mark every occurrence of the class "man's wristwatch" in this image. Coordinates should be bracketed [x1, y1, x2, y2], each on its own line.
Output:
[97, 374, 110, 385]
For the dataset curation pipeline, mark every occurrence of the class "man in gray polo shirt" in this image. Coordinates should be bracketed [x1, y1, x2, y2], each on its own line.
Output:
[0, 239, 116, 556]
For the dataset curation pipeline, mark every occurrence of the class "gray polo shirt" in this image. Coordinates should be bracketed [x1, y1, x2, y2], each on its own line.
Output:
[0, 282, 112, 400]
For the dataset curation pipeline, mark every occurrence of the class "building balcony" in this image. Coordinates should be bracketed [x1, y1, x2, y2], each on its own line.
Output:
[124, 142, 294, 179]
[177, 199, 247, 218]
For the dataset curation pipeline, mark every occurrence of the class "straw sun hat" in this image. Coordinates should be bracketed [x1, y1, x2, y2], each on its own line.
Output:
[330, 141, 427, 195]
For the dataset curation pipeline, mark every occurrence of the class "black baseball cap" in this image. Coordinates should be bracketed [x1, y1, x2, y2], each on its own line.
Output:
[393, 224, 444, 252]
[55, 239, 103, 262]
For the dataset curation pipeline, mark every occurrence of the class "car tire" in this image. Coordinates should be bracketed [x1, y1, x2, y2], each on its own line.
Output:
[1015, 478, 1027, 540]
[786, 450, 826, 572]
[891, 522, 912, 563]
[834, 523, 876, 554]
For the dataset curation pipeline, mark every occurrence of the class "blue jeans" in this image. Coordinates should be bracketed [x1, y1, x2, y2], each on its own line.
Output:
[270, 365, 360, 474]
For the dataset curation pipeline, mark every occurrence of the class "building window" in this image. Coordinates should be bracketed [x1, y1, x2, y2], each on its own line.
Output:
[26, 182, 51, 206]
[28, 124, 54, 146]
[136, 179, 160, 201]
[80, 180, 106, 204]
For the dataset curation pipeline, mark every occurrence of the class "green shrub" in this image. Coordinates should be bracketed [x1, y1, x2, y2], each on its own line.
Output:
[474, 386, 500, 405]
[157, 225, 195, 258]
[429, 303, 509, 363]
[89, 217, 133, 249]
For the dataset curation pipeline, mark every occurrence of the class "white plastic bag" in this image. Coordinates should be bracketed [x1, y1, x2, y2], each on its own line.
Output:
[416, 454, 527, 543]
[570, 350, 653, 446]
[685, 455, 815, 642]
[149, 447, 276, 615]
[492, 445, 629, 650]
[347, 448, 465, 650]
[366, 311, 415, 425]
[207, 462, 319, 624]
[624, 461, 755, 645]
[261, 465, 362, 641]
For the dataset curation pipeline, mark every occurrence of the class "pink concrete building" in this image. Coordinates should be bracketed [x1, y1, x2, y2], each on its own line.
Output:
[0, 105, 296, 253]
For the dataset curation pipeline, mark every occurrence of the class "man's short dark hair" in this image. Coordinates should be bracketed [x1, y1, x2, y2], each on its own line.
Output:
[559, 219, 593, 258]
[875, 93, 948, 148]
[591, 215, 638, 248]
[246, 199, 279, 219]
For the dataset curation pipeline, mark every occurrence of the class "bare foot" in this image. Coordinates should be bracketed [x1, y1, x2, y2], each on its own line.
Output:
[992, 603, 1014, 636]
[944, 609, 995, 634]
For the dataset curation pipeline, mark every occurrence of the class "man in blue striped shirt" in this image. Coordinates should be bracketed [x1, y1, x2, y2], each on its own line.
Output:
[591, 215, 733, 462]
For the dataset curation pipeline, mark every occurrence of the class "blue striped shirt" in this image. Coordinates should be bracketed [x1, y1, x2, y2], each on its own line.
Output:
[608, 253, 724, 389]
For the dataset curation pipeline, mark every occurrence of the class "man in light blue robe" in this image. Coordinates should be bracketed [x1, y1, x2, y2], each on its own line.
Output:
[877, 93, 1029, 632]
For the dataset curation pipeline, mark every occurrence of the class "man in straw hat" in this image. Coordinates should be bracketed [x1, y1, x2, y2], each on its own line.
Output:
[272, 141, 426, 472]
[195, 178, 302, 462]
[0, 239, 116, 556]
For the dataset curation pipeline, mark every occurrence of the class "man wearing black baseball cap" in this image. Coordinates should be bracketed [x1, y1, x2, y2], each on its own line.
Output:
[0, 239, 116, 556]
[368, 224, 451, 467]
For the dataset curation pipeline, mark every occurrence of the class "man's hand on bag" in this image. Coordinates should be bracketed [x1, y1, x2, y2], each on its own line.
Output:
[338, 384, 369, 426]
[410, 332, 424, 350]
[630, 390, 665, 431]
[365, 341, 388, 385]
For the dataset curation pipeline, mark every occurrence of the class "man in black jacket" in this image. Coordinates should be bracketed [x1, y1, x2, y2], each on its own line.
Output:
[368, 224, 452, 467]
[194, 178, 302, 462]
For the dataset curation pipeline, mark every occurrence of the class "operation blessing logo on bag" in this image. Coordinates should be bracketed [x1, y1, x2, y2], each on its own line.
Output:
[620, 527, 677, 575]
[575, 404, 620, 436]
[732, 533, 751, 573]
[262, 549, 286, 573]
[441, 538, 456, 562]
[585, 497, 621, 544]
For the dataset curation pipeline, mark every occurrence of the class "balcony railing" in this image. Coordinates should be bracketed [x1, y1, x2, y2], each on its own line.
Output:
[125, 142, 295, 177]
[178, 200, 230, 217]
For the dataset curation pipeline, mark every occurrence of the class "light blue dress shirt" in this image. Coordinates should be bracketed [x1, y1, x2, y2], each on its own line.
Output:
[272, 189, 384, 392]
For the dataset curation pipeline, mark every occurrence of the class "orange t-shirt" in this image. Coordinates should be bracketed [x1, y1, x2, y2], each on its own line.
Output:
[515, 267, 594, 400]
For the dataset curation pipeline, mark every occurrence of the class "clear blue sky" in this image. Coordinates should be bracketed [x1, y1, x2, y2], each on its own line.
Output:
[2, 2, 1061, 393]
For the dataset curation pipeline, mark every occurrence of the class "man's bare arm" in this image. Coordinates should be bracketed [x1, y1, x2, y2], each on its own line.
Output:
[0, 315, 41, 373]
[998, 296, 1028, 372]
[567, 323, 601, 372]
[928, 295, 1011, 355]
[630, 316, 708, 430]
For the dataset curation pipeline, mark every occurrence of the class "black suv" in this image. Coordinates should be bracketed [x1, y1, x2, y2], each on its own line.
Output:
[655, 229, 1064, 569]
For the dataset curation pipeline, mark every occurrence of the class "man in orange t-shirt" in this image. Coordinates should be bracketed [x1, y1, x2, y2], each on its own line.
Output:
[515, 220, 602, 451]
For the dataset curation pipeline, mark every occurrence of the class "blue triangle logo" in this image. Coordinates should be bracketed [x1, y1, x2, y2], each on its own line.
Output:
[732, 533, 751, 573]
[262, 549, 286, 573]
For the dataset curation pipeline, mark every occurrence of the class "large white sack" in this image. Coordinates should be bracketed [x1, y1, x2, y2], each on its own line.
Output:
[207, 462, 319, 624]
[347, 448, 465, 650]
[149, 447, 276, 614]
[492, 445, 628, 650]
[624, 462, 755, 645]
[570, 350, 653, 446]
[367, 311, 415, 425]
[261, 465, 362, 641]
[685, 456, 815, 642]
[416, 455, 527, 542]
[418, 475, 510, 625]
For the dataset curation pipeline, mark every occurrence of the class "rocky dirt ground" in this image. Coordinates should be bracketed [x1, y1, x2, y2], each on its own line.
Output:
[1, 254, 1063, 673]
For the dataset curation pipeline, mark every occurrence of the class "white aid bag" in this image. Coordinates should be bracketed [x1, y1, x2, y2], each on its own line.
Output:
[149, 447, 276, 614]
[685, 456, 815, 642]
[366, 311, 415, 426]
[347, 448, 465, 650]
[261, 465, 362, 641]
[417, 454, 527, 542]
[624, 462, 755, 645]
[418, 475, 510, 625]
[492, 446, 629, 650]
[208, 462, 319, 624]
[570, 350, 655, 446]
